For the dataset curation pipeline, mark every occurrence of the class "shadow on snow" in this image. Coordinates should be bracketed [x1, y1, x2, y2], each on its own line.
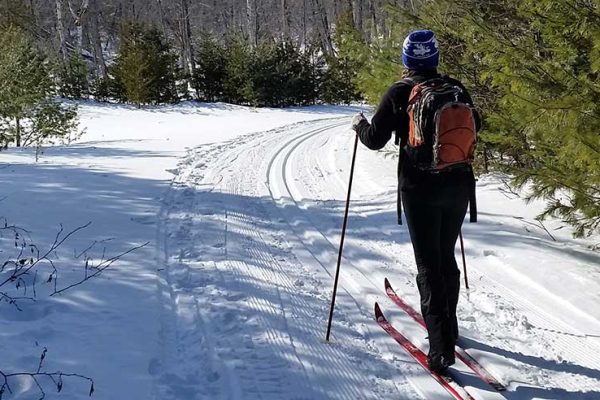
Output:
[1, 147, 598, 399]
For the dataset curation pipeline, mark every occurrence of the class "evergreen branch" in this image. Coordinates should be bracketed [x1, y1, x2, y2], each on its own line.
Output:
[508, 89, 600, 123]
[577, 134, 600, 155]
[523, 170, 600, 202]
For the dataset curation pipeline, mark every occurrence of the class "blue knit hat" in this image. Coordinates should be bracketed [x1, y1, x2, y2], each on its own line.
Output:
[402, 30, 440, 70]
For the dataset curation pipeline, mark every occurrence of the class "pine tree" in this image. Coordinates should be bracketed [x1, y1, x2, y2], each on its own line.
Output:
[288, 44, 319, 106]
[444, 0, 598, 236]
[114, 45, 154, 106]
[111, 22, 179, 106]
[0, 26, 49, 147]
[28, 100, 80, 151]
[90, 76, 113, 102]
[332, 10, 396, 104]
[506, 0, 600, 236]
[0, 25, 79, 150]
[222, 36, 255, 105]
[318, 12, 363, 105]
[321, 55, 362, 105]
[56, 53, 90, 99]
[193, 33, 226, 102]
[250, 42, 279, 106]
[252, 41, 317, 107]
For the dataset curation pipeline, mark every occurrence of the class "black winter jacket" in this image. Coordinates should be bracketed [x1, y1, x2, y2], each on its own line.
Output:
[355, 69, 480, 223]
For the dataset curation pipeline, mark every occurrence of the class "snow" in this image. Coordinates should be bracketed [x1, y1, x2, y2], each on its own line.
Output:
[1, 100, 599, 399]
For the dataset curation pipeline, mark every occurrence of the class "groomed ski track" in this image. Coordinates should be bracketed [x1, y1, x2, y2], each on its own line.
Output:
[157, 118, 600, 399]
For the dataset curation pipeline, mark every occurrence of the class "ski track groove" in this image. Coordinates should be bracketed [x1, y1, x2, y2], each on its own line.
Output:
[208, 136, 311, 400]
[286, 125, 600, 396]
[219, 120, 387, 399]
[261, 121, 451, 399]
[156, 176, 242, 400]
[157, 119, 415, 399]
[156, 117, 600, 400]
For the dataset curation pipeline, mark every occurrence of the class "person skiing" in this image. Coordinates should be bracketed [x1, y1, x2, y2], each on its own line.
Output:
[351, 29, 480, 373]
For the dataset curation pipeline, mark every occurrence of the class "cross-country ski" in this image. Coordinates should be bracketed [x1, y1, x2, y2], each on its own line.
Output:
[385, 277, 507, 392]
[375, 302, 476, 400]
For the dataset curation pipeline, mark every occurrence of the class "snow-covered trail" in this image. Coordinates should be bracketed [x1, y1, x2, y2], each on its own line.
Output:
[283, 121, 600, 399]
[159, 118, 600, 399]
[157, 119, 420, 399]
[0, 103, 362, 400]
[5, 102, 597, 400]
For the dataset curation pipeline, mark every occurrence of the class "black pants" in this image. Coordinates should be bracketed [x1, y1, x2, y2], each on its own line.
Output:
[402, 183, 469, 358]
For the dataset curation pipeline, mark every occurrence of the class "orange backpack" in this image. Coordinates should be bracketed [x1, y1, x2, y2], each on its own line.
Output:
[404, 77, 477, 171]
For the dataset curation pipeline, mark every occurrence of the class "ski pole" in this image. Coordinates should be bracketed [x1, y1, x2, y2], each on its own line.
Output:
[459, 230, 469, 289]
[325, 132, 359, 342]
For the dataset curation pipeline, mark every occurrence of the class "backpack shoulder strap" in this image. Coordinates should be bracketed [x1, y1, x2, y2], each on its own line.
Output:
[392, 77, 417, 88]
[392, 77, 416, 146]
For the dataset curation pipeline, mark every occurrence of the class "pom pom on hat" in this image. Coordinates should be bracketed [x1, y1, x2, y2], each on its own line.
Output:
[402, 30, 439, 70]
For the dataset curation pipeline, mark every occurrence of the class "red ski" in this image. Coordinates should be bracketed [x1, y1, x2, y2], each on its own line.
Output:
[375, 303, 475, 400]
[384, 278, 506, 392]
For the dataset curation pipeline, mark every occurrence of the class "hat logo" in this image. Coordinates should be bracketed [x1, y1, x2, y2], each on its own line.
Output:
[413, 44, 432, 57]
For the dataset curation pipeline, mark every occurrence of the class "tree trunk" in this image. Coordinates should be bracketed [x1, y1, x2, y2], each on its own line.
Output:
[404, 0, 418, 12]
[90, 0, 107, 78]
[369, 0, 378, 39]
[15, 117, 21, 148]
[353, 0, 363, 33]
[156, 0, 168, 34]
[379, 0, 389, 39]
[281, 0, 290, 40]
[302, 0, 307, 47]
[180, 0, 195, 78]
[246, 0, 257, 46]
[68, 0, 89, 53]
[312, 0, 333, 54]
[180, 0, 198, 98]
[334, 0, 352, 22]
[346, 0, 354, 18]
[28, 0, 37, 28]
[333, 0, 341, 21]
[56, 0, 68, 59]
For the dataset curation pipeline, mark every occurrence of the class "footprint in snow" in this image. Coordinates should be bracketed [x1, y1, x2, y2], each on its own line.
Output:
[131, 215, 155, 225]
[225, 292, 246, 302]
[483, 249, 499, 257]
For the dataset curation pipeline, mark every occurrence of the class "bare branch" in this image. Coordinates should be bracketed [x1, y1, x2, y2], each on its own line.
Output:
[52, 241, 149, 295]
[1, 218, 146, 307]
[0, 348, 94, 400]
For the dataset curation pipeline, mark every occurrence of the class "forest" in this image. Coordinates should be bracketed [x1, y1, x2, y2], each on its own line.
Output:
[0, 0, 599, 236]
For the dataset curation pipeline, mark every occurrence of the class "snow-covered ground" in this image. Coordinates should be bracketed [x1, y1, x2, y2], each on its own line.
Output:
[1, 101, 599, 399]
